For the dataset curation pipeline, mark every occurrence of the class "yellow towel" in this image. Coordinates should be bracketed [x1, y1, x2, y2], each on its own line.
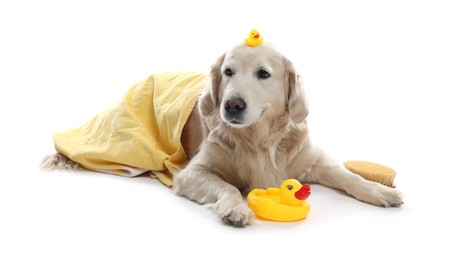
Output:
[53, 72, 206, 187]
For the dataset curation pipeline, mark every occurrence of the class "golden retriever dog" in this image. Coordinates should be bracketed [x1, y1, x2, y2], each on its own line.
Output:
[173, 42, 403, 226]
[44, 42, 403, 226]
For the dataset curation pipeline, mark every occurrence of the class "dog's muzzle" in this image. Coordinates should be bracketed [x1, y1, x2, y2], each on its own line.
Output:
[223, 97, 247, 124]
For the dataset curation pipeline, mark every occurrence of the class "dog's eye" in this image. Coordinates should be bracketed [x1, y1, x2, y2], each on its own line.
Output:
[257, 69, 271, 79]
[224, 68, 233, 77]
[287, 185, 293, 190]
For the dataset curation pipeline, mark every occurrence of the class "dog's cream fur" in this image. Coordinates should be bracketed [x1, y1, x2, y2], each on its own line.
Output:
[44, 42, 403, 226]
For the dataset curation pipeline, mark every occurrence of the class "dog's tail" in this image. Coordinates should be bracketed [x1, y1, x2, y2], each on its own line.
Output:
[41, 153, 81, 170]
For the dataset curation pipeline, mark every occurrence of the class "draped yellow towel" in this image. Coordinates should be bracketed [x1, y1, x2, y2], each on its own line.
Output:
[53, 72, 206, 187]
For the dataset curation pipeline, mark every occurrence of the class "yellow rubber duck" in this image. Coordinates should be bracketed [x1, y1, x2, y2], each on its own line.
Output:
[244, 29, 264, 47]
[247, 179, 311, 222]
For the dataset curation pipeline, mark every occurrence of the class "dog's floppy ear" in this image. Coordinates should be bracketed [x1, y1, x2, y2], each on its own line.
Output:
[286, 59, 309, 123]
[199, 54, 225, 117]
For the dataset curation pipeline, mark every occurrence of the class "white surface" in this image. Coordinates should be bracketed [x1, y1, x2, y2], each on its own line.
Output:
[1, 0, 450, 259]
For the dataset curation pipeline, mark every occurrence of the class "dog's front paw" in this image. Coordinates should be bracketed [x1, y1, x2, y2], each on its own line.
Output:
[207, 198, 253, 227]
[356, 183, 404, 207]
[371, 186, 404, 207]
[221, 204, 253, 227]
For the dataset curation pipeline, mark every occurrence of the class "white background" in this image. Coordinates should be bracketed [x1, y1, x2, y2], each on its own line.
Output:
[1, 0, 450, 259]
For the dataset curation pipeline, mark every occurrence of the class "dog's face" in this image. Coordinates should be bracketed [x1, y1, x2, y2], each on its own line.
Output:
[219, 44, 287, 127]
[200, 43, 308, 127]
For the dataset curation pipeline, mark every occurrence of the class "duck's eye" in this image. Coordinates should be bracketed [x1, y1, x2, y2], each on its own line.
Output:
[287, 185, 293, 190]
[257, 69, 270, 79]
[224, 68, 233, 77]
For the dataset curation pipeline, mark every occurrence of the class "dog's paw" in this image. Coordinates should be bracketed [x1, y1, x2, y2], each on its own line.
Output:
[357, 183, 404, 207]
[221, 205, 253, 227]
[207, 198, 253, 227]
[373, 187, 404, 207]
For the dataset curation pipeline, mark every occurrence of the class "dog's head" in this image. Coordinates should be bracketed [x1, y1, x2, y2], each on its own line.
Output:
[199, 43, 308, 128]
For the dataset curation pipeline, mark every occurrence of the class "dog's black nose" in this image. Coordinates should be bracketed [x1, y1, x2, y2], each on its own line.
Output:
[224, 98, 246, 115]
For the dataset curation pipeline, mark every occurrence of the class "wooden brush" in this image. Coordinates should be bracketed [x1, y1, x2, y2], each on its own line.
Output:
[343, 160, 397, 188]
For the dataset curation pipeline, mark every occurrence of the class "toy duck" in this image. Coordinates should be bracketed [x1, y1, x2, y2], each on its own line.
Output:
[247, 179, 311, 222]
[245, 29, 264, 47]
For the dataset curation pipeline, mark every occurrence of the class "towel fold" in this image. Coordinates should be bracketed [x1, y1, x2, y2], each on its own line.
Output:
[53, 72, 206, 187]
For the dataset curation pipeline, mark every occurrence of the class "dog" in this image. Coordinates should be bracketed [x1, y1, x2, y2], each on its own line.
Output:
[172, 42, 403, 226]
[44, 42, 403, 226]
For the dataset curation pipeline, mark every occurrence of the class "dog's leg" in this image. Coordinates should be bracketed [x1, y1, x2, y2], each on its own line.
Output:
[173, 164, 253, 226]
[310, 155, 404, 207]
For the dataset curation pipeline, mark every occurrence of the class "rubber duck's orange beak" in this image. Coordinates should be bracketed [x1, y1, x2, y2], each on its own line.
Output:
[295, 184, 311, 200]
[254, 33, 260, 39]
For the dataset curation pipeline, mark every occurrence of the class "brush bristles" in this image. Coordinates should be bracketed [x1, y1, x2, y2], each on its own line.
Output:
[344, 160, 396, 188]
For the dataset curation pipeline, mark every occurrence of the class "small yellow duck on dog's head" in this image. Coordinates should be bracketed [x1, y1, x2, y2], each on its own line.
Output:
[247, 179, 311, 222]
[245, 29, 264, 47]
